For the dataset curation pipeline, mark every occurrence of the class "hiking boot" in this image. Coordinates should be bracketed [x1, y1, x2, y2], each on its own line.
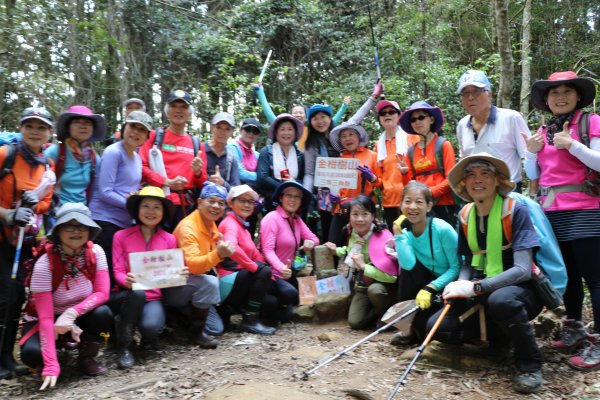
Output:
[115, 316, 135, 369]
[390, 332, 416, 346]
[0, 318, 29, 377]
[0, 365, 11, 380]
[191, 307, 219, 349]
[551, 319, 586, 353]
[513, 370, 543, 394]
[240, 312, 276, 335]
[77, 341, 107, 376]
[567, 333, 600, 370]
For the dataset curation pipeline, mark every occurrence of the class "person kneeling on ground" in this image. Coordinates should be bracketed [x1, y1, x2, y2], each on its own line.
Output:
[165, 182, 233, 349]
[436, 153, 544, 394]
[390, 181, 459, 344]
[20, 203, 113, 390]
[323, 195, 398, 330]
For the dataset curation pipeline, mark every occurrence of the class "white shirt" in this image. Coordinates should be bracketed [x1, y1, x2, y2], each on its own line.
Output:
[456, 106, 530, 183]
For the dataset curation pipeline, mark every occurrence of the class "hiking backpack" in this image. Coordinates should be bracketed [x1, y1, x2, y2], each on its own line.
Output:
[407, 136, 448, 179]
[459, 192, 567, 294]
[576, 112, 600, 196]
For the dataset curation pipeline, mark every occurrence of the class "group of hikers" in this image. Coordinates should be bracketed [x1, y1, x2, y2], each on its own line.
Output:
[0, 68, 598, 394]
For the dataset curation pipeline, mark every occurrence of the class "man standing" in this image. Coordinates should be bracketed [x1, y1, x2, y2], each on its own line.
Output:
[204, 112, 240, 191]
[228, 118, 262, 187]
[139, 90, 207, 228]
[456, 70, 531, 192]
[437, 153, 544, 394]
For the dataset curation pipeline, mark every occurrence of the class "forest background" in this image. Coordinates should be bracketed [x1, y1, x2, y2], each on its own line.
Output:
[0, 0, 598, 148]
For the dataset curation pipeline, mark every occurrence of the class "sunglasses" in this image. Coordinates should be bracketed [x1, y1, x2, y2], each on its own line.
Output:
[410, 115, 430, 123]
[379, 110, 399, 117]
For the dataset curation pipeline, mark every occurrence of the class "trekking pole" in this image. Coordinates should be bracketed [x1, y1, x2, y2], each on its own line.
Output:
[367, 4, 384, 99]
[302, 305, 420, 380]
[387, 303, 452, 400]
[258, 49, 273, 84]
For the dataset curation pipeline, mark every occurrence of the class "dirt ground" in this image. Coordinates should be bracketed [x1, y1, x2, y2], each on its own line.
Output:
[1, 318, 599, 400]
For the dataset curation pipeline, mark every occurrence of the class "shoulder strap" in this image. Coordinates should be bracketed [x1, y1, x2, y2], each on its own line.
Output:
[225, 149, 234, 182]
[407, 144, 417, 178]
[433, 137, 446, 176]
[55, 142, 67, 179]
[577, 112, 590, 148]
[0, 143, 17, 180]
[154, 127, 165, 148]
[459, 203, 475, 239]
[500, 197, 516, 244]
[191, 135, 200, 155]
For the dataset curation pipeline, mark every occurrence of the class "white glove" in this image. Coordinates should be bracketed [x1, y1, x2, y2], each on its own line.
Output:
[443, 280, 476, 299]
[54, 308, 81, 340]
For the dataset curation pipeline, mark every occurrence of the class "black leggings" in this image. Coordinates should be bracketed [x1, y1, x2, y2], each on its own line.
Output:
[21, 305, 113, 368]
[559, 236, 600, 333]
[222, 266, 272, 309]
[383, 207, 400, 231]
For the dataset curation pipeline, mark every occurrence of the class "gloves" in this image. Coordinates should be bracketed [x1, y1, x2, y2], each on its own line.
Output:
[6, 207, 35, 227]
[54, 308, 81, 341]
[372, 81, 384, 98]
[20, 190, 39, 208]
[357, 165, 376, 182]
[329, 193, 340, 206]
[415, 285, 437, 310]
[443, 280, 476, 300]
[393, 214, 412, 234]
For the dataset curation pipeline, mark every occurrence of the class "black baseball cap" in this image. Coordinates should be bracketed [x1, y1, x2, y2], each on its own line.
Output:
[167, 90, 192, 105]
[240, 118, 262, 132]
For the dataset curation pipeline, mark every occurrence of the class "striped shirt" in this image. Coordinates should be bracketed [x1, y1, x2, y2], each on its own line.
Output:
[546, 209, 600, 242]
[30, 244, 108, 314]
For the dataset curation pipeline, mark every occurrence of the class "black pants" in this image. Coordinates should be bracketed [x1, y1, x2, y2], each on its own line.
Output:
[21, 305, 113, 368]
[560, 236, 600, 333]
[328, 214, 349, 247]
[262, 276, 298, 323]
[396, 260, 441, 340]
[383, 207, 400, 231]
[221, 266, 272, 309]
[429, 282, 543, 372]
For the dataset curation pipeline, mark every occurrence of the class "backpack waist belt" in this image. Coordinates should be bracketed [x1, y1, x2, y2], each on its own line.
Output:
[540, 184, 586, 208]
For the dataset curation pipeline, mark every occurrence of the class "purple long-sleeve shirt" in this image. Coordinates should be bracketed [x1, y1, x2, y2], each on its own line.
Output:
[90, 142, 141, 228]
[259, 206, 319, 278]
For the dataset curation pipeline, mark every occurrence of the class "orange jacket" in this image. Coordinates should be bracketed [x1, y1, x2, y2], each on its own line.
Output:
[173, 210, 222, 275]
[375, 135, 420, 208]
[337, 147, 382, 210]
[402, 136, 456, 206]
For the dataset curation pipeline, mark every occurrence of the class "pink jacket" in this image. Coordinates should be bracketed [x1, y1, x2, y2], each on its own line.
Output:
[217, 212, 264, 277]
[112, 225, 178, 301]
[260, 206, 319, 278]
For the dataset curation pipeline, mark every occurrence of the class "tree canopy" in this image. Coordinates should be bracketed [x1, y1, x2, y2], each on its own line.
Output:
[1, 0, 598, 141]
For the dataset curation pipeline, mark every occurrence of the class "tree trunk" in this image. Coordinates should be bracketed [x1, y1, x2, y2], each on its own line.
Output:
[494, 0, 514, 109]
[519, 0, 532, 116]
[420, 0, 428, 98]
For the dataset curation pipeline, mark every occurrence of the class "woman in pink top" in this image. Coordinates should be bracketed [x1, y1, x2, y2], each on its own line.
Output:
[217, 185, 275, 335]
[525, 71, 600, 370]
[260, 181, 319, 323]
[108, 186, 180, 369]
[20, 203, 112, 390]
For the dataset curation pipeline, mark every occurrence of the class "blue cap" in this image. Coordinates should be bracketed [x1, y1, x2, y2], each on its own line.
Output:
[200, 182, 227, 200]
[457, 70, 491, 94]
[307, 104, 333, 122]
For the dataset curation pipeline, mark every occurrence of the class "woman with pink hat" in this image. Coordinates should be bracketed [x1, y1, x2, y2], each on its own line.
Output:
[45, 105, 107, 206]
[525, 71, 600, 370]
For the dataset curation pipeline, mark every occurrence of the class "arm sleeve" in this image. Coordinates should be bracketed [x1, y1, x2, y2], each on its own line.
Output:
[255, 86, 276, 123]
[35, 161, 55, 215]
[569, 137, 600, 171]
[139, 132, 167, 187]
[347, 97, 375, 125]
[219, 220, 259, 272]
[364, 264, 397, 283]
[178, 228, 222, 275]
[429, 224, 460, 291]
[480, 248, 533, 292]
[111, 231, 128, 288]
[260, 218, 285, 274]
[332, 102, 349, 125]
[524, 151, 540, 180]
[395, 233, 416, 271]
[256, 148, 281, 192]
[230, 144, 257, 185]
[429, 141, 456, 198]
[96, 148, 127, 209]
[227, 158, 241, 188]
[32, 291, 60, 378]
[70, 247, 110, 315]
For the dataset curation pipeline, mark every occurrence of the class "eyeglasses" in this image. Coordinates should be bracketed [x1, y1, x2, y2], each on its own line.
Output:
[61, 224, 90, 233]
[205, 199, 226, 208]
[460, 88, 487, 99]
[379, 110, 399, 117]
[410, 115, 429, 123]
[235, 198, 255, 206]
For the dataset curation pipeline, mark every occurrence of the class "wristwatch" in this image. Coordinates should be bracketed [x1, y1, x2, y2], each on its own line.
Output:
[473, 281, 484, 295]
